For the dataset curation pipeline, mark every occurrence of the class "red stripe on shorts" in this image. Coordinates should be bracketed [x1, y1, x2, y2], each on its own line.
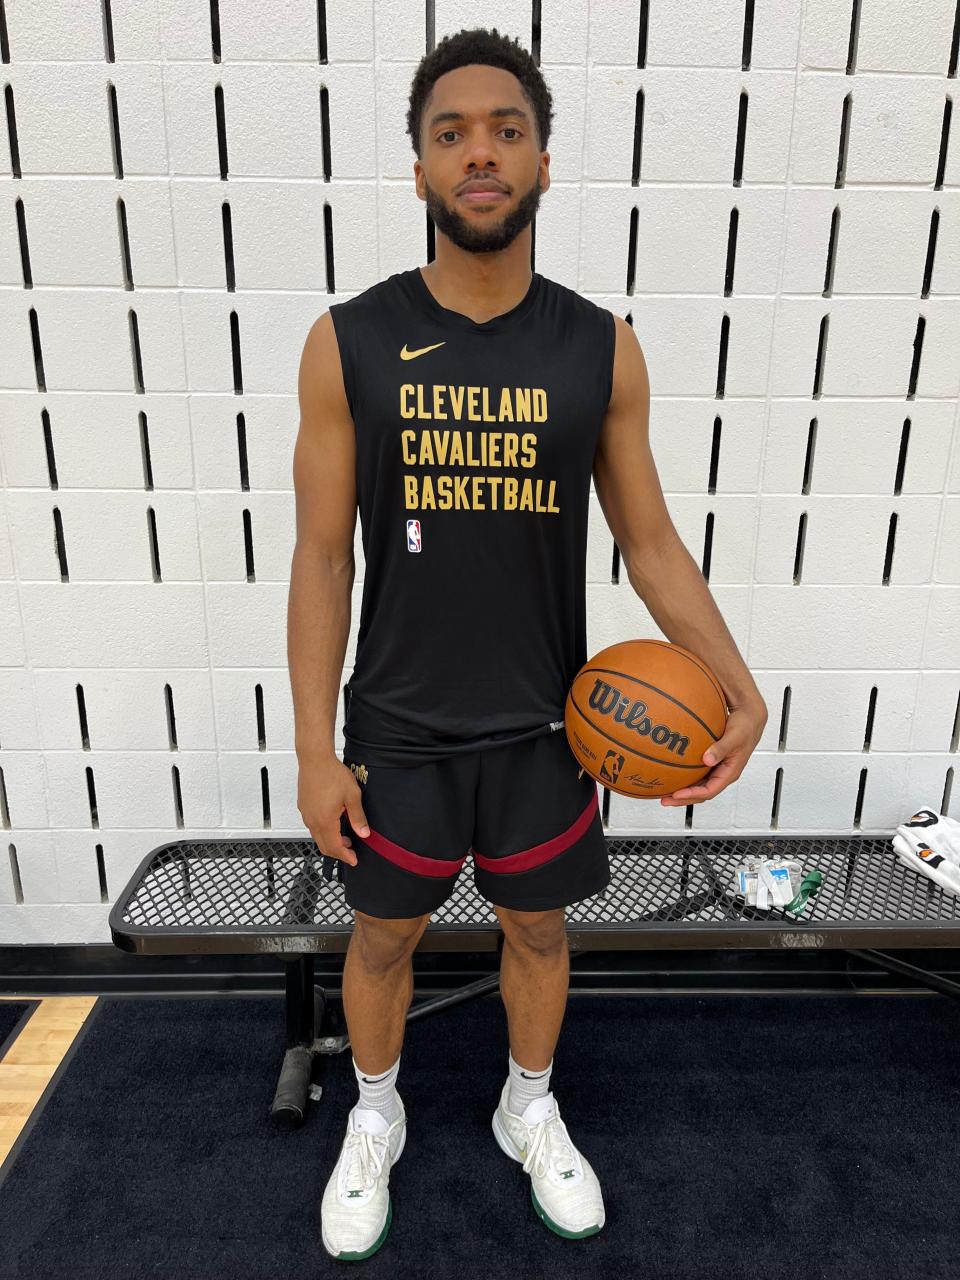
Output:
[364, 827, 468, 878]
[472, 791, 599, 875]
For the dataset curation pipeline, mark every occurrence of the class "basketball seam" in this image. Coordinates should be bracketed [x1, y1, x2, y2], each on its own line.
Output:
[568, 690, 714, 769]
[624, 640, 728, 722]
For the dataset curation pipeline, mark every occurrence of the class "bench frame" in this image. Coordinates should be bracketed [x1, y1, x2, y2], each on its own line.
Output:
[109, 832, 960, 1127]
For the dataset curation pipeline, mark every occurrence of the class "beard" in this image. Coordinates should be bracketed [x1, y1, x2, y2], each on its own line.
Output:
[422, 172, 543, 254]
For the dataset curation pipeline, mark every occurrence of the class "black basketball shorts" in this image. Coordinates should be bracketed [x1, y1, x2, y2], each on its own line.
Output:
[325, 728, 611, 920]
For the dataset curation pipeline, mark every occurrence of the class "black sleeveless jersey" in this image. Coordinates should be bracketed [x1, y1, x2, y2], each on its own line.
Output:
[328, 265, 616, 767]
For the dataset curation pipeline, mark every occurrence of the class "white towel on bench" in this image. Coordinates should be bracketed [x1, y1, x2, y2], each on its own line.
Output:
[891, 806, 960, 897]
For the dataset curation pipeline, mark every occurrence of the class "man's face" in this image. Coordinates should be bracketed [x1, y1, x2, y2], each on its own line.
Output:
[415, 63, 550, 255]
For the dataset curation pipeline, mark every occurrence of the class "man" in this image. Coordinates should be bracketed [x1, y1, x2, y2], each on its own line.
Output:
[288, 26, 767, 1262]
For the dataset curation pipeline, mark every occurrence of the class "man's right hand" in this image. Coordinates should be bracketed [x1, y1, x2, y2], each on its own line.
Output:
[297, 755, 370, 867]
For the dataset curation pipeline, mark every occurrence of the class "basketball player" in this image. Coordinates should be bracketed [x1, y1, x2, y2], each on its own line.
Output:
[288, 27, 768, 1261]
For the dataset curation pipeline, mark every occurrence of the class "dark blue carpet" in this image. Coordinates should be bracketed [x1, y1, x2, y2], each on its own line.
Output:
[1, 991, 958, 1279]
[0, 1001, 37, 1058]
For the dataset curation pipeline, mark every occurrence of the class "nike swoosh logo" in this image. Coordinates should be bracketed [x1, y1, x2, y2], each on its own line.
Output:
[401, 342, 446, 361]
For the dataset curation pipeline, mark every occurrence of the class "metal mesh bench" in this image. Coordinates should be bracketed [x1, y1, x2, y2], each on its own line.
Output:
[109, 833, 960, 1126]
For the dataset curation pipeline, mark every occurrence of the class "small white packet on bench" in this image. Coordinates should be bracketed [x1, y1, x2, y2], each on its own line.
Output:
[733, 855, 802, 908]
[757, 874, 770, 908]
[732, 856, 762, 904]
[760, 860, 794, 907]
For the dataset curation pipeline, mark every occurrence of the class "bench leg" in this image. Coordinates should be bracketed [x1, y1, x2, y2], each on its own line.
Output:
[283, 953, 316, 1048]
[405, 972, 503, 1023]
[846, 949, 960, 999]
[270, 956, 324, 1129]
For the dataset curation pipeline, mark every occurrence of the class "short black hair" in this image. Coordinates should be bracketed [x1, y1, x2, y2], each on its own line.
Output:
[406, 27, 554, 159]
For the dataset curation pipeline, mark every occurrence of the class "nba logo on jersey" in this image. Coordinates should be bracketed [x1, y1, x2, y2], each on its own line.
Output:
[406, 519, 422, 552]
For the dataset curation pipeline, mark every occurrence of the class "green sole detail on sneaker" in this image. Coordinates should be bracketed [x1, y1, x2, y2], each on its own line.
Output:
[329, 1198, 392, 1261]
[530, 1186, 601, 1240]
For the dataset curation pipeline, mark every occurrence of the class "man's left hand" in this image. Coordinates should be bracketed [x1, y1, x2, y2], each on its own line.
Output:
[659, 699, 768, 807]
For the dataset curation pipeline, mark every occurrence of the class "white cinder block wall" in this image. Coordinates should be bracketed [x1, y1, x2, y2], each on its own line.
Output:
[0, 1, 958, 945]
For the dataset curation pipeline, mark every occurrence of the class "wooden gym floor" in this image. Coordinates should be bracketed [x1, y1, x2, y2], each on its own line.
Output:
[0, 995, 97, 1170]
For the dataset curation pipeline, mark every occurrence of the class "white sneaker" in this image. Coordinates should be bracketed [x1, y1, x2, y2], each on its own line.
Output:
[492, 1081, 605, 1239]
[320, 1099, 407, 1261]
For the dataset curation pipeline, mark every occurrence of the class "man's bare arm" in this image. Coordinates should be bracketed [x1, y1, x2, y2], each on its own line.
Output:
[593, 316, 677, 569]
[287, 310, 358, 762]
[592, 315, 764, 712]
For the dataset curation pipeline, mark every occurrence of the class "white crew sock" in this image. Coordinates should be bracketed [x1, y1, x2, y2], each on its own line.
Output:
[506, 1049, 553, 1118]
[353, 1052, 402, 1125]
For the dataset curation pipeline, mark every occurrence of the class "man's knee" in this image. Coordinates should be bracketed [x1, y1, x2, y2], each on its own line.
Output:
[495, 905, 567, 952]
[352, 909, 431, 967]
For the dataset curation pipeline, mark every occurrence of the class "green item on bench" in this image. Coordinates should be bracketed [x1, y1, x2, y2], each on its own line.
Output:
[785, 869, 824, 914]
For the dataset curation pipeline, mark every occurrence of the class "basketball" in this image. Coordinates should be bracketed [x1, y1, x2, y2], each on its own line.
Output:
[564, 639, 729, 798]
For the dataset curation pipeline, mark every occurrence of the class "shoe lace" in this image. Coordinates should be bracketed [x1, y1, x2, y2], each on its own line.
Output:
[342, 1128, 387, 1193]
[523, 1112, 578, 1180]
